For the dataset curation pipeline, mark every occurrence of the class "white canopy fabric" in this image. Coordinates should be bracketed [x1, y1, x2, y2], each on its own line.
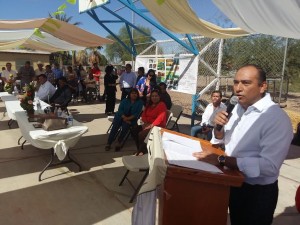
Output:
[0, 18, 113, 52]
[142, 0, 249, 38]
[213, 0, 300, 39]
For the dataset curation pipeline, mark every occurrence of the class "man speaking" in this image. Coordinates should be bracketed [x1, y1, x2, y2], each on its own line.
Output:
[193, 64, 293, 225]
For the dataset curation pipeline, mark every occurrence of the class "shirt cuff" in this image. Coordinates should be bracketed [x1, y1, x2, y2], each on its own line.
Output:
[210, 129, 224, 145]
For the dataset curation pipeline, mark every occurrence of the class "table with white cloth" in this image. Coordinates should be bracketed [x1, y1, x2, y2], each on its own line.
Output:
[14, 110, 88, 181]
[4, 99, 49, 128]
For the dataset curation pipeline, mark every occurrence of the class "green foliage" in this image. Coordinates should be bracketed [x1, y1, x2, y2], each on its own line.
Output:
[105, 25, 153, 63]
[286, 39, 300, 91]
[222, 35, 284, 76]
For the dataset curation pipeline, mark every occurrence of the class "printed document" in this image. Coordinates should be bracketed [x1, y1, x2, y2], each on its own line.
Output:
[162, 132, 223, 173]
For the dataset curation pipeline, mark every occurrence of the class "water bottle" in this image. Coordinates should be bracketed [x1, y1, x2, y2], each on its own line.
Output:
[57, 107, 62, 117]
[68, 114, 73, 126]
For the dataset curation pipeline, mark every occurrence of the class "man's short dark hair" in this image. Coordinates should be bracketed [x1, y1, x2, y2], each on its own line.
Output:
[58, 77, 67, 83]
[238, 64, 266, 84]
[159, 82, 167, 89]
[211, 90, 222, 98]
[37, 74, 47, 79]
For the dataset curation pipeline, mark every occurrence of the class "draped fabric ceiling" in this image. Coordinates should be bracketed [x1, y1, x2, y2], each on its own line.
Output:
[213, 0, 300, 39]
[141, 0, 249, 38]
[0, 18, 113, 52]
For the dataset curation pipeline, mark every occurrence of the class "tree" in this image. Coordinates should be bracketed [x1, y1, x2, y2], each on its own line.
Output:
[105, 25, 153, 63]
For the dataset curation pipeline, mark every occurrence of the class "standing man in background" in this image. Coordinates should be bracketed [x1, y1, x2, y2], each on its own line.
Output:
[17, 61, 35, 87]
[193, 64, 293, 225]
[119, 64, 136, 100]
[34, 61, 46, 76]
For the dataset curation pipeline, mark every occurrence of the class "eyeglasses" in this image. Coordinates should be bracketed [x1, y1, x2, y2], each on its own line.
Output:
[148, 74, 154, 77]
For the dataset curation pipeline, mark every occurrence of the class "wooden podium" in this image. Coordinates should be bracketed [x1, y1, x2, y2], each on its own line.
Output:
[158, 129, 244, 225]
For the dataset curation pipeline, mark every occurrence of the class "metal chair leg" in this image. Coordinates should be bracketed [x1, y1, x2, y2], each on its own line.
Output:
[119, 170, 130, 186]
[129, 170, 149, 203]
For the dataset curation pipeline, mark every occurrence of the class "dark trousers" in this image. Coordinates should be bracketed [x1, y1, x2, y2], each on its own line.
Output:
[105, 89, 116, 113]
[121, 88, 131, 100]
[107, 116, 131, 145]
[131, 125, 151, 154]
[229, 181, 278, 225]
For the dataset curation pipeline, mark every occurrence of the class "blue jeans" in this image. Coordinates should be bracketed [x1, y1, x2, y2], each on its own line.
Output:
[191, 125, 213, 140]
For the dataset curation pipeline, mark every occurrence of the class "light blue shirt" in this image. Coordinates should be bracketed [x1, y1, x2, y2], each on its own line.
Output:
[119, 71, 136, 88]
[211, 93, 293, 185]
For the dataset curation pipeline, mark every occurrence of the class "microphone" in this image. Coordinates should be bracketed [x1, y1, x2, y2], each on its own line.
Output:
[216, 96, 239, 131]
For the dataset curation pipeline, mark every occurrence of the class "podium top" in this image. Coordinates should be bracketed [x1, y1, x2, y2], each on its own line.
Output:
[139, 127, 244, 195]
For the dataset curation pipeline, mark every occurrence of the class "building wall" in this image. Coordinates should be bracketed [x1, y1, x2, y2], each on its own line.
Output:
[0, 52, 50, 71]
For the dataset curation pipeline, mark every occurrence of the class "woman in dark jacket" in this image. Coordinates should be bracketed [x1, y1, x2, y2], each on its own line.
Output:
[104, 65, 118, 115]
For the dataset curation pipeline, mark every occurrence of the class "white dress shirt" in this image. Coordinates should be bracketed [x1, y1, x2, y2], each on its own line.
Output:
[2, 69, 17, 80]
[211, 93, 293, 185]
[201, 102, 226, 126]
[36, 81, 56, 101]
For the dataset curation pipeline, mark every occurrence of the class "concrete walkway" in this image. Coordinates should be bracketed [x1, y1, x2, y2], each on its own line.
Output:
[0, 100, 299, 225]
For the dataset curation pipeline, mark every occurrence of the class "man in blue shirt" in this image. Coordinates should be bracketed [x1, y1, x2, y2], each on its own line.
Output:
[193, 64, 293, 225]
[119, 64, 136, 100]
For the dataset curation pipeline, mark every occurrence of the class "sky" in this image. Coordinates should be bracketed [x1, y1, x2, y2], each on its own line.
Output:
[0, 0, 231, 39]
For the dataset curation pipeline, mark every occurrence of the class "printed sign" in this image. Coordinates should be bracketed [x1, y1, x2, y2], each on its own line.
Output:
[135, 54, 198, 94]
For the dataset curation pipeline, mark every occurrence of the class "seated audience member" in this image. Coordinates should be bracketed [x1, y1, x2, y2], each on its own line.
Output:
[105, 88, 143, 152]
[67, 73, 78, 98]
[49, 77, 72, 108]
[2, 62, 17, 82]
[84, 70, 97, 102]
[35, 74, 56, 102]
[191, 90, 226, 140]
[158, 82, 172, 110]
[132, 89, 167, 155]
[136, 69, 157, 105]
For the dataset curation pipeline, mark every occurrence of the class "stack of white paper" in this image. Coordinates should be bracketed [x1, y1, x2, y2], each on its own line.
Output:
[162, 132, 223, 174]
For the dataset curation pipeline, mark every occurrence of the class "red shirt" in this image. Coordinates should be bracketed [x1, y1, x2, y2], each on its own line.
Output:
[142, 101, 167, 128]
[91, 68, 101, 81]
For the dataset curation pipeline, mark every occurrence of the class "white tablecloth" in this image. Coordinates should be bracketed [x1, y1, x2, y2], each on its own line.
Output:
[1, 95, 16, 102]
[15, 111, 88, 160]
[5, 100, 50, 120]
[0, 92, 12, 99]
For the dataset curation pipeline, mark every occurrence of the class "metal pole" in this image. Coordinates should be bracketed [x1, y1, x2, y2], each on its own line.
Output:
[216, 39, 224, 91]
[279, 38, 288, 106]
[131, 10, 135, 67]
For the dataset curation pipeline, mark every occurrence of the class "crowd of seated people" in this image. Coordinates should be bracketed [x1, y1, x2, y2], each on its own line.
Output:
[105, 88, 143, 152]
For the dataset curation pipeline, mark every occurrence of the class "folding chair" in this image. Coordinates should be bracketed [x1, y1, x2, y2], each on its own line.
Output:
[119, 154, 149, 203]
[106, 116, 115, 133]
[166, 110, 173, 127]
[167, 104, 183, 132]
